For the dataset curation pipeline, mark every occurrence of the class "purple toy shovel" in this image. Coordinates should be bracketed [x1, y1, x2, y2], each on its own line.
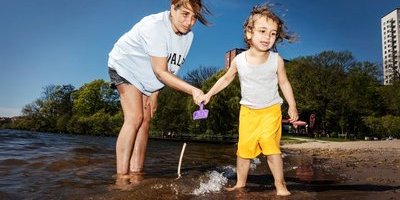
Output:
[193, 102, 209, 120]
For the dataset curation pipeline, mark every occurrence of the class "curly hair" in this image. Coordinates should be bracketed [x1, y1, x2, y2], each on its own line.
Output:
[243, 3, 295, 50]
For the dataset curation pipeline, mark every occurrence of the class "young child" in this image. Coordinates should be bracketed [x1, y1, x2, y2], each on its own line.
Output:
[201, 4, 298, 196]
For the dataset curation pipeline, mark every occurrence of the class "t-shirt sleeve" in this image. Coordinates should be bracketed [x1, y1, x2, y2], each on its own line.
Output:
[138, 22, 168, 57]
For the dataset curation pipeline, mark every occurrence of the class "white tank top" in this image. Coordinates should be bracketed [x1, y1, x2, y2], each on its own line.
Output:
[235, 51, 283, 109]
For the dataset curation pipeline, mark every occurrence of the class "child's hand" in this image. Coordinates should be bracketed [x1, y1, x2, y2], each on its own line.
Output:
[202, 93, 212, 105]
[288, 106, 298, 122]
[195, 93, 212, 105]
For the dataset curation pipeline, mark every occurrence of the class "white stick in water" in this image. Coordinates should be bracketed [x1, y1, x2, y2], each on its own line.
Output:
[176, 142, 187, 179]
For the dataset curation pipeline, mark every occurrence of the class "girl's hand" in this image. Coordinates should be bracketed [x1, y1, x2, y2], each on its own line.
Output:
[288, 106, 298, 122]
[194, 93, 212, 106]
[202, 93, 212, 105]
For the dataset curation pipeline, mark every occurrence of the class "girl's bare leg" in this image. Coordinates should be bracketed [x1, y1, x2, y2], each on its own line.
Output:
[267, 154, 291, 196]
[226, 156, 250, 191]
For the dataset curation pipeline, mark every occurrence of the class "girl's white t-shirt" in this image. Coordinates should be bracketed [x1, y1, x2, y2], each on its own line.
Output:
[108, 11, 193, 96]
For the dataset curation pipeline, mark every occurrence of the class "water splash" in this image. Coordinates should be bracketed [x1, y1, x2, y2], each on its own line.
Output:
[192, 171, 228, 195]
[249, 158, 261, 172]
[281, 152, 288, 158]
[221, 165, 236, 178]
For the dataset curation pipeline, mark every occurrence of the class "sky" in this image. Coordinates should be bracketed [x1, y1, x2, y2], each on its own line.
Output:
[0, 0, 399, 117]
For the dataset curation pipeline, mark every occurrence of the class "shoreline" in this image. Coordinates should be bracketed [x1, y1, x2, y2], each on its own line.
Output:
[282, 139, 400, 150]
[282, 139, 400, 199]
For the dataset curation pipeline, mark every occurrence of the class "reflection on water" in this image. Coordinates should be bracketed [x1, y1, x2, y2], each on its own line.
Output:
[0, 129, 392, 200]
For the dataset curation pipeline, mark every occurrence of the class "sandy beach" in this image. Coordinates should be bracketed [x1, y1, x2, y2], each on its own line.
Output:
[282, 139, 400, 199]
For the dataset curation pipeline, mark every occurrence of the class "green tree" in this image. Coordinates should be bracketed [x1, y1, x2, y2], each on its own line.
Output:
[196, 70, 241, 138]
[378, 83, 400, 116]
[184, 66, 218, 88]
[72, 79, 118, 116]
[340, 62, 383, 136]
[16, 84, 75, 132]
[286, 51, 350, 134]
[151, 87, 191, 136]
[68, 79, 120, 135]
[286, 51, 384, 137]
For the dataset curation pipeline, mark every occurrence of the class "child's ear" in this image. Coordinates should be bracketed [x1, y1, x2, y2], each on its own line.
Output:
[246, 28, 252, 40]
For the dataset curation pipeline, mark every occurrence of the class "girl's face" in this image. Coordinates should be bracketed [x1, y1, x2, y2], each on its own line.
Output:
[246, 16, 278, 51]
[170, 4, 197, 35]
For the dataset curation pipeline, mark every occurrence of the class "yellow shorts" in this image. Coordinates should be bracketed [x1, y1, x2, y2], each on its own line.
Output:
[237, 104, 282, 158]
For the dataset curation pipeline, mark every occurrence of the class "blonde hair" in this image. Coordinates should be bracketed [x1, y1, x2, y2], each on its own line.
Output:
[243, 3, 295, 50]
[171, 0, 211, 26]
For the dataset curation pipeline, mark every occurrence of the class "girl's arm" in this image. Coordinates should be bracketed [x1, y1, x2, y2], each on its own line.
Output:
[151, 56, 203, 105]
[277, 55, 298, 122]
[202, 60, 238, 104]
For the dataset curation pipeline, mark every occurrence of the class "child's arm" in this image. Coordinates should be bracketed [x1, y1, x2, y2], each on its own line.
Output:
[202, 60, 238, 104]
[277, 55, 298, 122]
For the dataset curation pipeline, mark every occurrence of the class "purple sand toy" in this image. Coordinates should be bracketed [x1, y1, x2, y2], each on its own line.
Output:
[193, 102, 209, 120]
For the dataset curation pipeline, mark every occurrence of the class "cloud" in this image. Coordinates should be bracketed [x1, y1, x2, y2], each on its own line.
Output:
[0, 107, 21, 117]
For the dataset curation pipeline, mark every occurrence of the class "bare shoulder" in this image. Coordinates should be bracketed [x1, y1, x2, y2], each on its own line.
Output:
[229, 56, 239, 71]
[276, 54, 284, 64]
[276, 54, 285, 71]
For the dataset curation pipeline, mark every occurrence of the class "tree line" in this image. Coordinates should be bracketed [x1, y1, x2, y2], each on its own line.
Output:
[2, 51, 400, 139]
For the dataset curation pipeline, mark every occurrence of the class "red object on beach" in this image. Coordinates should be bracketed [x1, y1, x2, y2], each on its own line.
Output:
[293, 121, 307, 126]
[193, 102, 209, 120]
[282, 119, 308, 126]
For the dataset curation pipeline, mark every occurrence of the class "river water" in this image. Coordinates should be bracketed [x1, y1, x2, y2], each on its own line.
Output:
[0, 129, 379, 199]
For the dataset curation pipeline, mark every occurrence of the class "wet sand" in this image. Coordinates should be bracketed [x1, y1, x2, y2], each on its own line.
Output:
[282, 139, 400, 199]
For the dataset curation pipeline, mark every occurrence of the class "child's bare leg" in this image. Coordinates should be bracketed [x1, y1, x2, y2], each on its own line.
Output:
[226, 156, 250, 191]
[266, 154, 291, 196]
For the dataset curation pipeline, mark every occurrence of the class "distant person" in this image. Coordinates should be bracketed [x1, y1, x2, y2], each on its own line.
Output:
[107, 0, 211, 188]
[201, 4, 298, 196]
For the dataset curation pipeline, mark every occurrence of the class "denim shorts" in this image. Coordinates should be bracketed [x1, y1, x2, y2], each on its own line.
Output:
[108, 68, 131, 89]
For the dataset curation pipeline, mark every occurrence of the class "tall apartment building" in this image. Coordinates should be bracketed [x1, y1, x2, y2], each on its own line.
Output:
[381, 8, 400, 85]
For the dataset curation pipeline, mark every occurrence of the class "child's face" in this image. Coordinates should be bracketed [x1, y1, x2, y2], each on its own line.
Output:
[247, 16, 278, 51]
[170, 4, 197, 35]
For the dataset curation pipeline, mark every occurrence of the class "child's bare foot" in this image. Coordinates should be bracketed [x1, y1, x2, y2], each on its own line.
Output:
[224, 184, 245, 192]
[275, 181, 291, 196]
